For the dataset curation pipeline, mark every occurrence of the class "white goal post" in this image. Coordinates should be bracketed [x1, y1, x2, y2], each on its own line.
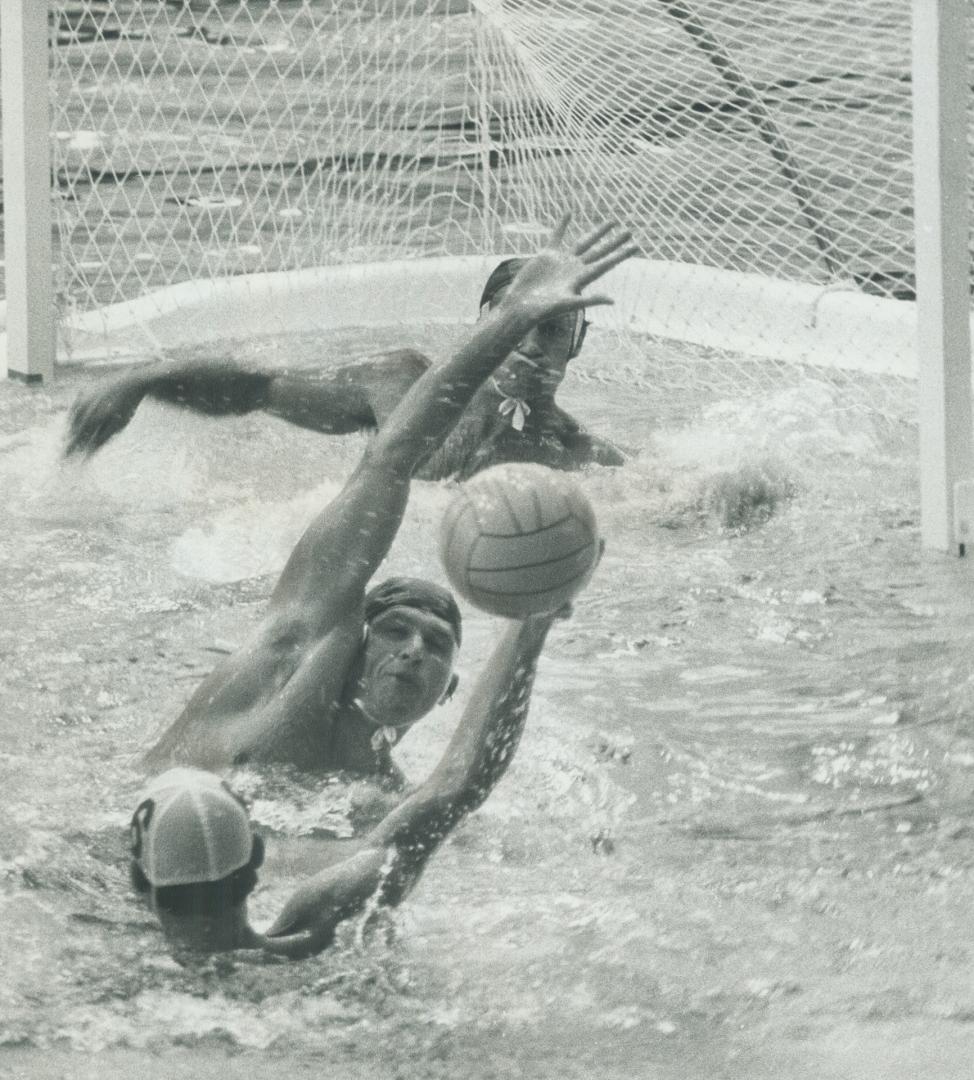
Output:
[0, 0, 971, 549]
[911, 0, 972, 552]
[1, 0, 55, 382]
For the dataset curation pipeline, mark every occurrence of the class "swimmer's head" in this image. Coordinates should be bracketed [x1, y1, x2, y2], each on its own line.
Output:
[129, 768, 264, 934]
[356, 577, 462, 732]
[480, 257, 589, 367]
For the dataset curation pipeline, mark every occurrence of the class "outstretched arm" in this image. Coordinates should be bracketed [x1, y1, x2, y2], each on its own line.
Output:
[261, 612, 557, 957]
[63, 350, 431, 459]
[64, 357, 273, 458]
[268, 218, 637, 623]
[147, 218, 634, 766]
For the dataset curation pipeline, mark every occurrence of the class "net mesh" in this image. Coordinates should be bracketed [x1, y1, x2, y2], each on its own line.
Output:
[44, 0, 928, 407]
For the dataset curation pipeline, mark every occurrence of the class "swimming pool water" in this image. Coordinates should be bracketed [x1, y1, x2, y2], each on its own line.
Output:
[2, 326, 973, 1078]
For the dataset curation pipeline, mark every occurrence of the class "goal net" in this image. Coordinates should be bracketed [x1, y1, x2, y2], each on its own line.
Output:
[48, 0, 924, 407]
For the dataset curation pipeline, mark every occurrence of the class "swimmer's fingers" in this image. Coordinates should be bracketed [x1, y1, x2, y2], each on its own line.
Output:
[559, 293, 613, 312]
[581, 228, 634, 266]
[548, 212, 571, 247]
[64, 401, 100, 457]
[65, 404, 113, 457]
[572, 220, 619, 257]
[576, 242, 640, 290]
[64, 385, 141, 457]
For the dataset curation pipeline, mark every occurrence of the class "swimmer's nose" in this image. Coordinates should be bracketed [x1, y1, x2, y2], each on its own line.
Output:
[515, 329, 545, 359]
[398, 632, 425, 660]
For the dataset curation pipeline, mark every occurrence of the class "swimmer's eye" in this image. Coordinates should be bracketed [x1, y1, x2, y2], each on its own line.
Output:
[538, 318, 573, 338]
[422, 630, 453, 656]
[536, 312, 585, 352]
[376, 617, 452, 656]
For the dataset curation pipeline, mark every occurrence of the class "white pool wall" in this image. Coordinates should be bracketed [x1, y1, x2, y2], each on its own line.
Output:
[0, 257, 923, 378]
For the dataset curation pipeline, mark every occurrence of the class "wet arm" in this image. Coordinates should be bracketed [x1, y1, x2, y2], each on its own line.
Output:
[269, 221, 637, 618]
[121, 356, 274, 414]
[369, 220, 637, 480]
[265, 349, 431, 434]
[64, 351, 429, 457]
[64, 356, 273, 457]
[267, 303, 548, 613]
[262, 615, 555, 951]
[384, 614, 555, 828]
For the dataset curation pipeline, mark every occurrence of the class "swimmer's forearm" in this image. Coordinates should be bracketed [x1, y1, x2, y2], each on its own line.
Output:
[374, 614, 555, 847]
[264, 616, 558, 949]
[65, 356, 270, 458]
[427, 614, 554, 805]
[369, 304, 535, 473]
[128, 357, 273, 416]
[370, 217, 636, 474]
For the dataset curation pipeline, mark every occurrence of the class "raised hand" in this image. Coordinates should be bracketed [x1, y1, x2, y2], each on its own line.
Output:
[64, 376, 146, 458]
[496, 215, 639, 324]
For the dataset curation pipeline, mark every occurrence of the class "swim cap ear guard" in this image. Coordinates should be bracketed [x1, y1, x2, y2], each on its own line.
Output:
[439, 672, 460, 704]
[480, 257, 588, 359]
[250, 833, 265, 871]
[568, 316, 588, 360]
[130, 798, 154, 861]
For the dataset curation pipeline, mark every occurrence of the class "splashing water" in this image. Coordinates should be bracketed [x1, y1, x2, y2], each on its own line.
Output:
[2, 328, 974, 1078]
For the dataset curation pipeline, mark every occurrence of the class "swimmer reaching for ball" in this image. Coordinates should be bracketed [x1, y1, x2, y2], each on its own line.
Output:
[142, 217, 636, 780]
[131, 605, 564, 958]
[64, 256, 628, 480]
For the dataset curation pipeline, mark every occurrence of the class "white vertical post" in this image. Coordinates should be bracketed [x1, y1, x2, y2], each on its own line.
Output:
[1, 0, 55, 383]
[912, 0, 972, 552]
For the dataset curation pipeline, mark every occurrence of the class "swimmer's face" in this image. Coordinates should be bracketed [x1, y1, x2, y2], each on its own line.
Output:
[488, 288, 584, 399]
[356, 605, 458, 731]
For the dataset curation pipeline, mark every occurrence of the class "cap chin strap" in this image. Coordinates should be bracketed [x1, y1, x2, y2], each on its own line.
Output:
[353, 696, 409, 753]
[491, 378, 531, 431]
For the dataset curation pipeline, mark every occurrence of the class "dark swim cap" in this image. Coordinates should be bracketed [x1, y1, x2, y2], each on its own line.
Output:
[479, 257, 527, 311]
[364, 576, 462, 648]
[479, 257, 588, 359]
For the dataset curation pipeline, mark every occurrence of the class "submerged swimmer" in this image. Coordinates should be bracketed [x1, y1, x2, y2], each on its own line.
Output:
[139, 217, 636, 779]
[132, 604, 563, 958]
[64, 259, 627, 480]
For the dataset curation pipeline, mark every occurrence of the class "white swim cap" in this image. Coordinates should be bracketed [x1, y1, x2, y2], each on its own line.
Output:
[131, 768, 254, 887]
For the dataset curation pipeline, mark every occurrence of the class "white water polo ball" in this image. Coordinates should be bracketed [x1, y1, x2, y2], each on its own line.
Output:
[439, 463, 600, 618]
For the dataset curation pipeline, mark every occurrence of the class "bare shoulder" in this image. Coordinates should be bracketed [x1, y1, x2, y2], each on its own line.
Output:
[265, 349, 432, 435]
[144, 603, 362, 771]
